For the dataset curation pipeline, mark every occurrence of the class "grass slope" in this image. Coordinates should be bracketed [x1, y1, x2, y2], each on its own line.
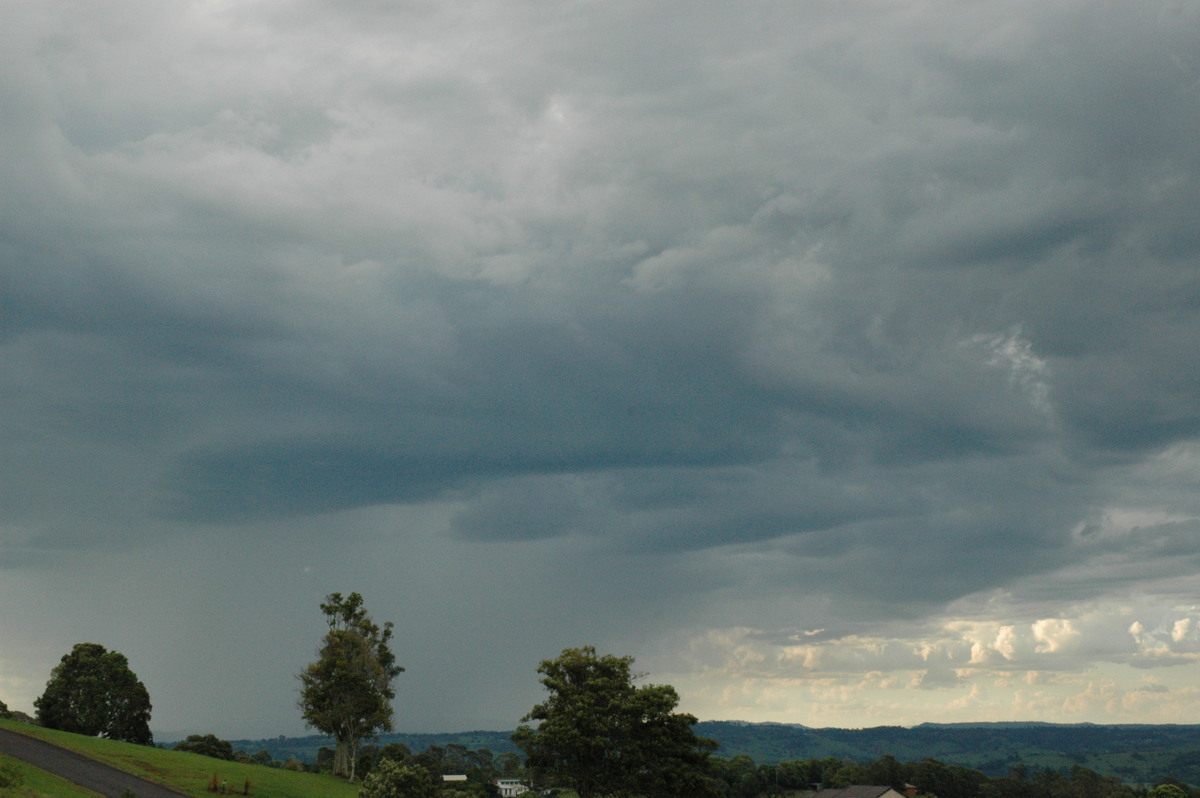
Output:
[0, 751, 103, 798]
[0, 720, 358, 798]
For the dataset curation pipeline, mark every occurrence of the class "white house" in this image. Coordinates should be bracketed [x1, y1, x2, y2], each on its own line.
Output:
[494, 778, 531, 797]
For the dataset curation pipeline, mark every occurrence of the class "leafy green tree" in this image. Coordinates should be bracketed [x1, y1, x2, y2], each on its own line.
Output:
[173, 733, 235, 760]
[1150, 785, 1189, 798]
[298, 592, 404, 782]
[248, 749, 276, 766]
[774, 759, 814, 790]
[910, 758, 985, 798]
[358, 759, 436, 798]
[512, 646, 722, 798]
[496, 751, 522, 777]
[34, 642, 153, 744]
[869, 754, 904, 789]
[715, 754, 763, 798]
[831, 763, 869, 788]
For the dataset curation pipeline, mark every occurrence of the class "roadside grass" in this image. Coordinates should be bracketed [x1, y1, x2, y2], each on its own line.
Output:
[0, 751, 103, 798]
[0, 719, 358, 798]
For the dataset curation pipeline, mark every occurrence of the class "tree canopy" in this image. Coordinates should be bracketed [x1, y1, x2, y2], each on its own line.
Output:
[358, 759, 437, 798]
[34, 642, 153, 744]
[298, 591, 403, 782]
[512, 646, 721, 798]
[1149, 786, 1189, 798]
[173, 733, 235, 760]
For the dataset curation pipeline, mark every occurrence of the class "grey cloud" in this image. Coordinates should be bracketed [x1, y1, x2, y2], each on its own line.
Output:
[1136, 684, 1171, 693]
[5, 0, 1200, 734]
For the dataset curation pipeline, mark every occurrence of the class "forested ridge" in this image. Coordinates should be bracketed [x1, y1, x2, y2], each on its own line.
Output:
[693, 721, 1200, 781]
[217, 721, 1200, 786]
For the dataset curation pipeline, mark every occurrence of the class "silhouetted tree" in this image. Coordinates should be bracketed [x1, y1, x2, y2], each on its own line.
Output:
[35, 643, 152, 744]
[173, 733, 235, 760]
[513, 646, 722, 798]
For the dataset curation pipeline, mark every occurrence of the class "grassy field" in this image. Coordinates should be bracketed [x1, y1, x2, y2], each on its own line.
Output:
[0, 751, 104, 798]
[0, 719, 359, 798]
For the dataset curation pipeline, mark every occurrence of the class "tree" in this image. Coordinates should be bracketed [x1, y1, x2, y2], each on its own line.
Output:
[173, 733, 235, 760]
[358, 759, 436, 798]
[298, 592, 403, 782]
[831, 763, 869, 788]
[1150, 786, 1190, 798]
[512, 646, 722, 798]
[34, 642, 153, 744]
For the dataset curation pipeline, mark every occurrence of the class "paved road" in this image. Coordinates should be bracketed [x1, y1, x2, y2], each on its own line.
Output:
[0, 727, 190, 798]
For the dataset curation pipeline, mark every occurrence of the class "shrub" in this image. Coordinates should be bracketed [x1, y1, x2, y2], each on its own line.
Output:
[358, 760, 436, 798]
[174, 734, 235, 760]
[0, 761, 26, 789]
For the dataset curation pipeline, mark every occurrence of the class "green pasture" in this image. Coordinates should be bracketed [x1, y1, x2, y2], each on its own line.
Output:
[0, 719, 358, 798]
[0, 750, 103, 798]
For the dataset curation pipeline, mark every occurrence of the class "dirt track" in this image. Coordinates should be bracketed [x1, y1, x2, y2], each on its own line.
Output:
[0, 727, 190, 798]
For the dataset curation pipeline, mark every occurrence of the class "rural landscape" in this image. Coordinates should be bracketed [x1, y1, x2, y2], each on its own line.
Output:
[3, 593, 1200, 798]
[6, 1, 1200, 796]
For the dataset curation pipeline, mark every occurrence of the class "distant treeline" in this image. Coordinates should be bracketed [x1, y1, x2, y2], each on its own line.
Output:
[195, 721, 1200, 795]
[692, 721, 1200, 785]
[221, 730, 521, 765]
[707, 753, 1192, 798]
[176, 732, 1200, 798]
[216, 721, 1200, 785]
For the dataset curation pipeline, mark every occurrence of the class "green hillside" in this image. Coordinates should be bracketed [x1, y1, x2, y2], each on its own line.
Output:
[223, 729, 521, 764]
[0, 719, 358, 798]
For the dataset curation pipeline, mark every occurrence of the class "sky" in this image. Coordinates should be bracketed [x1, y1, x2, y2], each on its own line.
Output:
[3, 0, 1200, 742]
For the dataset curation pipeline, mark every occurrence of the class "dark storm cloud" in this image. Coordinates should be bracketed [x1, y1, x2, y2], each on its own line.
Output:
[5, 0, 1195, 558]
[5, 0, 1200, 733]
[161, 279, 786, 519]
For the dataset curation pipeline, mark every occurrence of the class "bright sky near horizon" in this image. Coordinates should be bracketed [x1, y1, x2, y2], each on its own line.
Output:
[4, 0, 1200, 740]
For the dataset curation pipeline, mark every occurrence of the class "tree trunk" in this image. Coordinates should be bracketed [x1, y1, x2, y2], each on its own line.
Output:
[333, 737, 352, 779]
[333, 734, 362, 782]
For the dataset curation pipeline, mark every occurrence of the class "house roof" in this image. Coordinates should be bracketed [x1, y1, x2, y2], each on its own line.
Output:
[811, 787, 903, 798]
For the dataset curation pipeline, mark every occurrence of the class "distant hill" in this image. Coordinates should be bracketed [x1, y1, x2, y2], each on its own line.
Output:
[693, 720, 1200, 783]
[224, 730, 521, 765]
[219, 721, 1200, 785]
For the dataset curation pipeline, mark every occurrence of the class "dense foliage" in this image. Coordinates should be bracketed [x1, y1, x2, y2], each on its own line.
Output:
[702, 753, 1199, 798]
[219, 722, 1200, 787]
[298, 592, 404, 782]
[152, 727, 1200, 798]
[0, 759, 25, 790]
[34, 642, 153, 744]
[357, 759, 437, 798]
[173, 733, 236, 760]
[513, 646, 723, 798]
[693, 721, 1200, 785]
